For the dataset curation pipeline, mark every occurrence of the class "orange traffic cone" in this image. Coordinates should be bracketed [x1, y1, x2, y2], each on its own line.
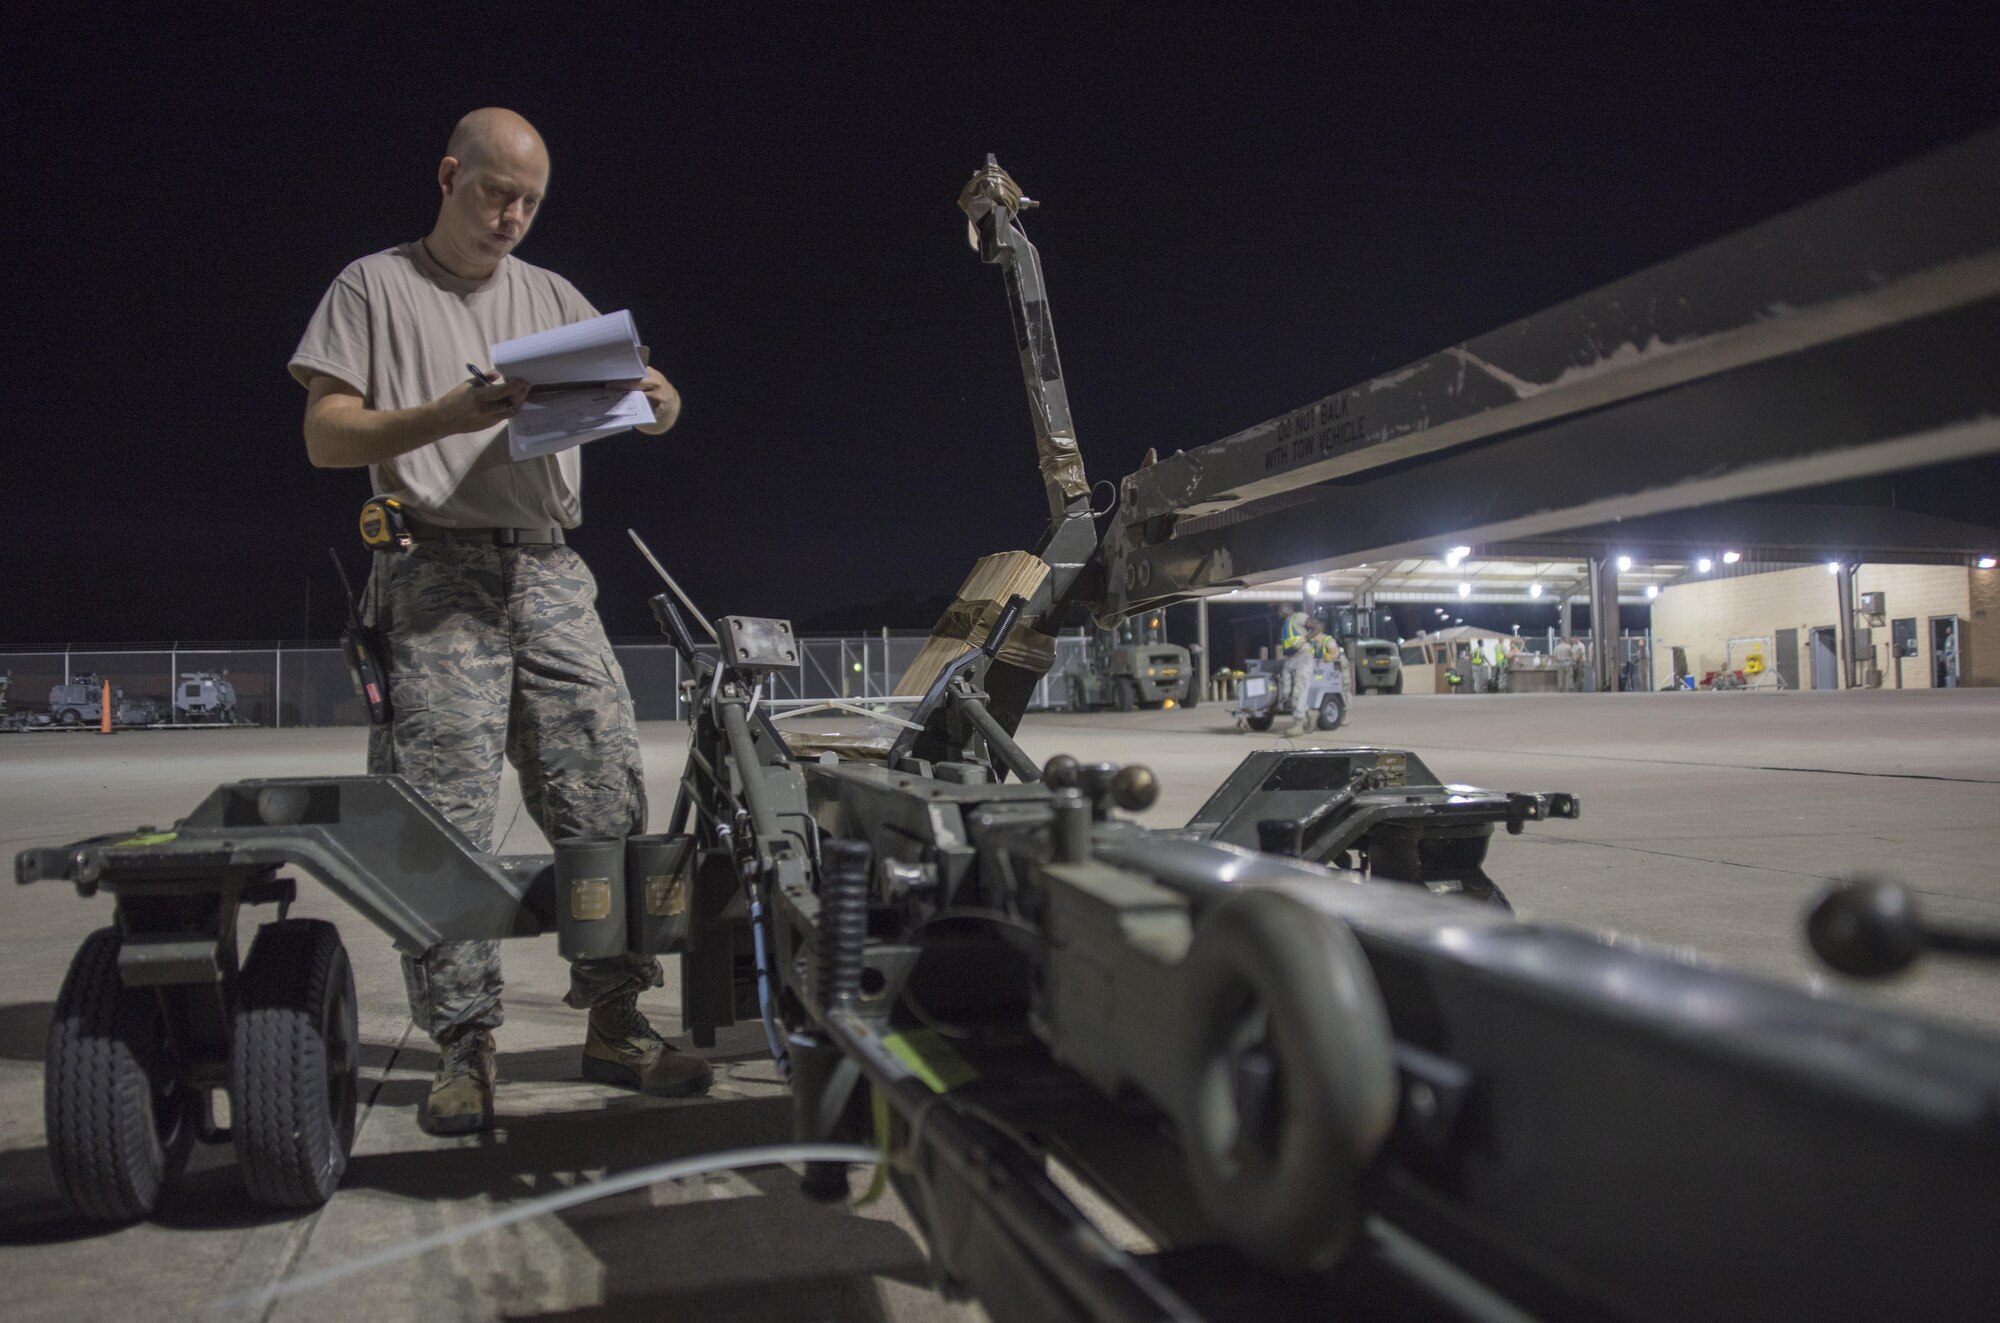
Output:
[100, 679, 112, 734]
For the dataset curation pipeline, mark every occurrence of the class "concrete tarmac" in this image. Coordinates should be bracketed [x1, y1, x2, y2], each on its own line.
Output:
[3, 689, 1997, 1320]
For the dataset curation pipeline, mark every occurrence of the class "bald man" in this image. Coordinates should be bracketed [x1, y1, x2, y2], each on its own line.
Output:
[291, 109, 708, 1134]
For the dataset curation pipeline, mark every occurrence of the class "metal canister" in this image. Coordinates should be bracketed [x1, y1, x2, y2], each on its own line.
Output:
[624, 833, 694, 956]
[553, 836, 628, 960]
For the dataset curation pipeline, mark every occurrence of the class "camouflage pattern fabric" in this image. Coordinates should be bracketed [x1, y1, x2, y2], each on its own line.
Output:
[364, 540, 660, 1042]
[1278, 649, 1315, 720]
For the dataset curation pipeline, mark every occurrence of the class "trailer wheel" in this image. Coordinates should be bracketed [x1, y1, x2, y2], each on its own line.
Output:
[45, 927, 196, 1221]
[1245, 712, 1275, 732]
[58, 708, 82, 726]
[1176, 891, 1396, 1273]
[1316, 694, 1347, 731]
[231, 920, 359, 1208]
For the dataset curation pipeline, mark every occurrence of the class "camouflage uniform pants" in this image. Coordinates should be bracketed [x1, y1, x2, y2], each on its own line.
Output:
[1278, 650, 1314, 720]
[363, 540, 660, 1044]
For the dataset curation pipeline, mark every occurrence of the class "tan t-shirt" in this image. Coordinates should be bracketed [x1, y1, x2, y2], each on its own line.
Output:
[289, 240, 599, 528]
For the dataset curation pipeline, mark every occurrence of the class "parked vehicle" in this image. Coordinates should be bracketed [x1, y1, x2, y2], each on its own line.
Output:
[1354, 638, 1403, 694]
[48, 675, 163, 727]
[173, 672, 238, 723]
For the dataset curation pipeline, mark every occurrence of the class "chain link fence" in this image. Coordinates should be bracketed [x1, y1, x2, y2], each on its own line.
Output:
[1, 632, 1094, 729]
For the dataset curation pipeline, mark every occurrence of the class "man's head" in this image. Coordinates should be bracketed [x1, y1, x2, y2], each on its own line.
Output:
[430, 108, 550, 277]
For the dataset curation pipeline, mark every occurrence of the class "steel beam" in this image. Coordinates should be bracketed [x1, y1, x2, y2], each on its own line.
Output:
[1104, 291, 2000, 614]
[1114, 127, 2000, 527]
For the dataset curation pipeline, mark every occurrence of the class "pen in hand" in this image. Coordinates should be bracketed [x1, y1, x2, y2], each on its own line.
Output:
[466, 364, 494, 388]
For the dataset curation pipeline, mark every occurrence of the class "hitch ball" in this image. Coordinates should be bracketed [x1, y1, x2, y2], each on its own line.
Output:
[1111, 765, 1159, 813]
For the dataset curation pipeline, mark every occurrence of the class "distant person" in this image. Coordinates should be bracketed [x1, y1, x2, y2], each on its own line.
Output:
[1277, 602, 1315, 736]
[1554, 635, 1577, 691]
[289, 108, 706, 1135]
[1938, 623, 1959, 688]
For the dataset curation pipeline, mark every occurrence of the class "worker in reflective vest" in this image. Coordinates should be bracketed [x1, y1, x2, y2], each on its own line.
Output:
[1278, 603, 1316, 736]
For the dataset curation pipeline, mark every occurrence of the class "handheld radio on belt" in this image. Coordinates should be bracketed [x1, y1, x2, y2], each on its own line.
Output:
[328, 547, 392, 726]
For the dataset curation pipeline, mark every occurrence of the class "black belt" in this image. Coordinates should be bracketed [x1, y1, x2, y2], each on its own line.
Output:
[409, 520, 566, 546]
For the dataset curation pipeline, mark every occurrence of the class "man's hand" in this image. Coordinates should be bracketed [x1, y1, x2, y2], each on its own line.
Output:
[615, 368, 681, 435]
[304, 373, 528, 469]
[440, 375, 532, 433]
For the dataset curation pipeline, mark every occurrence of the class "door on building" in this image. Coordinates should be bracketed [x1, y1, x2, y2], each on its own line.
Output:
[1930, 615, 1961, 688]
[1809, 626, 1839, 690]
[1774, 629, 1800, 691]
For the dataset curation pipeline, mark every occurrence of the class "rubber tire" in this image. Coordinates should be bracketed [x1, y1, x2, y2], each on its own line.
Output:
[45, 927, 196, 1221]
[1176, 891, 1396, 1273]
[1182, 680, 1200, 709]
[1316, 694, 1347, 731]
[1245, 711, 1275, 732]
[1114, 679, 1136, 713]
[1388, 675, 1403, 696]
[231, 919, 359, 1209]
[58, 708, 81, 726]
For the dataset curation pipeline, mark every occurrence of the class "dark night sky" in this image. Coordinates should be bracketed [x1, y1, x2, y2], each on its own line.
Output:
[9, 4, 1999, 647]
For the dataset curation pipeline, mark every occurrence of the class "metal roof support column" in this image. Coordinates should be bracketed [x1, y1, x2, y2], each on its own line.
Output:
[1196, 598, 1210, 705]
[1835, 563, 1858, 690]
[1588, 557, 1620, 692]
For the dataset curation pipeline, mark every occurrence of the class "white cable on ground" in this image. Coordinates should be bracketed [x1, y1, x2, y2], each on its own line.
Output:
[213, 1142, 880, 1314]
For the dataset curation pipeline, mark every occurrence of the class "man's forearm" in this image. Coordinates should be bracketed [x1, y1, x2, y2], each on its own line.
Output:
[305, 398, 450, 469]
[306, 399, 456, 471]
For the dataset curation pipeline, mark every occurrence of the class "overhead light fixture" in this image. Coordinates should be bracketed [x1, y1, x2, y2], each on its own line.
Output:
[1697, 557, 1713, 573]
[1305, 576, 1322, 597]
[1458, 581, 1472, 598]
[1827, 561, 1842, 575]
[1722, 550, 1741, 564]
[1445, 545, 1471, 567]
[1979, 556, 1997, 570]
[1646, 584, 1660, 600]
[1529, 582, 1543, 598]
[1616, 555, 1632, 572]
[1453, 616, 1463, 624]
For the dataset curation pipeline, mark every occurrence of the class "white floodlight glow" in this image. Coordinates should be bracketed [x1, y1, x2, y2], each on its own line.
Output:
[1305, 576, 1322, 597]
[1827, 561, 1841, 575]
[1616, 555, 1632, 572]
[1722, 550, 1741, 564]
[1529, 582, 1543, 598]
[1646, 584, 1660, 600]
[1697, 557, 1713, 573]
[1453, 617, 1463, 624]
[1445, 545, 1471, 567]
[1979, 557, 1997, 570]
[1458, 581, 1472, 598]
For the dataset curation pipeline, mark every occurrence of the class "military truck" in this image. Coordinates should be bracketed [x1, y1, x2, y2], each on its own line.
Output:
[1065, 612, 1199, 711]
[173, 671, 238, 723]
[48, 675, 163, 727]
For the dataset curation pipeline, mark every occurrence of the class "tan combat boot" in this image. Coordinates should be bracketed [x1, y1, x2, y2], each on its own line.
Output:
[582, 993, 714, 1098]
[419, 1029, 495, 1135]
[1282, 716, 1309, 737]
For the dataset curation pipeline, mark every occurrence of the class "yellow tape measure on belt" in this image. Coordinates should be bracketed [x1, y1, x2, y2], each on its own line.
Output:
[358, 497, 411, 552]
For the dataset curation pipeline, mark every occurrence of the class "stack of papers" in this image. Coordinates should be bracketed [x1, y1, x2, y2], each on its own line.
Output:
[493, 310, 654, 460]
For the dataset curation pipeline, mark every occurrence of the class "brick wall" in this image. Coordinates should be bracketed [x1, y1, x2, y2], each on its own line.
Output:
[1650, 564, 1981, 689]
[1968, 565, 1999, 686]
